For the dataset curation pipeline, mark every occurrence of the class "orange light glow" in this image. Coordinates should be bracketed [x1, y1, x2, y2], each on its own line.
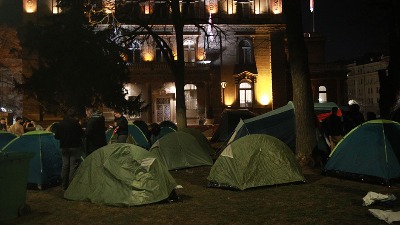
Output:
[24, 0, 37, 13]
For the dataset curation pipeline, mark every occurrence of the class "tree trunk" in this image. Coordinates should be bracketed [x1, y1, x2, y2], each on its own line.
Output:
[171, 0, 188, 129]
[283, 0, 317, 167]
[380, 0, 400, 119]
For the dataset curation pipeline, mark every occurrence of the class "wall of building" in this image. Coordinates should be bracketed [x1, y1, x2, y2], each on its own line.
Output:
[346, 56, 389, 117]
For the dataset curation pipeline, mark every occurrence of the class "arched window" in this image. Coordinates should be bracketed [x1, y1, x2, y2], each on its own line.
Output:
[318, 86, 327, 103]
[239, 82, 252, 107]
[129, 41, 141, 63]
[239, 40, 252, 64]
[184, 84, 197, 110]
[184, 40, 196, 62]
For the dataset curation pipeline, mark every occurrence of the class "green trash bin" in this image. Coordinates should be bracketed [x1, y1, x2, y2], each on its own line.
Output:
[0, 152, 34, 221]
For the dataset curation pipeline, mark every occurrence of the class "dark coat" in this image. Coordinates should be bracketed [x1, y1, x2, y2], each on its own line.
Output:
[85, 112, 107, 154]
[55, 117, 83, 148]
[326, 114, 344, 136]
[115, 115, 128, 136]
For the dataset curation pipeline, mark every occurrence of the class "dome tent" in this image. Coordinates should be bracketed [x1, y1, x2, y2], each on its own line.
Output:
[208, 134, 305, 190]
[0, 131, 16, 149]
[64, 143, 177, 206]
[106, 124, 150, 149]
[1, 131, 62, 189]
[324, 120, 400, 185]
[149, 131, 213, 170]
[180, 127, 215, 155]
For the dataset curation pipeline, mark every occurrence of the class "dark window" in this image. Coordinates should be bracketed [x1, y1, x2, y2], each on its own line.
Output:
[239, 40, 252, 64]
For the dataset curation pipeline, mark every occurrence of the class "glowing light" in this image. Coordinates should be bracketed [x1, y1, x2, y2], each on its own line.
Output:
[170, 86, 176, 94]
[207, 0, 218, 14]
[144, 2, 151, 14]
[260, 95, 270, 105]
[348, 100, 358, 105]
[52, 0, 62, 14]
[24, 0, 37, 13]
[270, 0, 282, 14]
[220, 81, 227, 89]
[143, 53, 154, 61]
[310, 0, 314, 12]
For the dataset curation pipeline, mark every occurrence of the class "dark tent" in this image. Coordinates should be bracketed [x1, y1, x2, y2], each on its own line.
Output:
[210, 109, 256, 143]
[324, 120, 400, 184]
[132, 120, 150, 141]
[159, 120, 178, 131]
[226, 101, 339, 152]
[106, 124, 150, 149]
[228, 102, 295, 150]
[0, 131, 16, 149]
[1, 131, 62, 189]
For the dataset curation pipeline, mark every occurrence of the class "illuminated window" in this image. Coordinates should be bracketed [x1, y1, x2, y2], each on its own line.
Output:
[184, 40, 196, 63]
[184, 84, 197, 110]
[239, 40, 252, 64]
[318, 86, 327, 103]
[239, 82, 253, 107]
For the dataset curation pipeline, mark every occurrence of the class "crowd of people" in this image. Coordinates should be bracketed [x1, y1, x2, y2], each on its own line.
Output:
[2, 117, 44, 136]
[321, 104, 369, 152]
[2, 107, 133, 191]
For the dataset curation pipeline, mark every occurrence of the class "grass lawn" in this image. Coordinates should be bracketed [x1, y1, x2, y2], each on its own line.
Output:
[3, 166, 400, 225]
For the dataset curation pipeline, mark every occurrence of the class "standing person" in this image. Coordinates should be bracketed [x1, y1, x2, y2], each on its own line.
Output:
[85, 106, 107, 155]
[113, 108, 128, 143]
[343, 104, 365, 133]
[54, 109, 84, 191]
[0, 117, 7, 130]
[30, 120, 44, 131]
[8, 116, 24, 136]
[326, 107, 344, 151]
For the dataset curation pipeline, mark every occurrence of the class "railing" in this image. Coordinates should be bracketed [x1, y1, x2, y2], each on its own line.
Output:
[127, 62, 211, 71]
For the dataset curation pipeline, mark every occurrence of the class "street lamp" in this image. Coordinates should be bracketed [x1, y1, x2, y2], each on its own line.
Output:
[221, 81, 227, 105]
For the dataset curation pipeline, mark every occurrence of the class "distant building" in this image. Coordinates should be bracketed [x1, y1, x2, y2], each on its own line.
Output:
[346, 55, 389, 117]
[305, 33, 348, 106]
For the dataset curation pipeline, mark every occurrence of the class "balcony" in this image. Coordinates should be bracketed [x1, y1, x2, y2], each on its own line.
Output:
[127, 61, 212, 82]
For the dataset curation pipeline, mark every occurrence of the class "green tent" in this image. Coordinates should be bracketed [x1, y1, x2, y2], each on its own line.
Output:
[150, 126, 176, 145]
[64, 143, 177, 206]
[0, 131, 16, 149]
[324, 120, 400, 184]
[1, 131, 62, 189]
[208, 134, 305, 190]
[149, 131, 213, 170]
[180, 127, 215, 155]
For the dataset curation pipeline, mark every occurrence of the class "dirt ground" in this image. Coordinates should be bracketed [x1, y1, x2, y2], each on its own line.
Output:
[3, 166, 400, 225]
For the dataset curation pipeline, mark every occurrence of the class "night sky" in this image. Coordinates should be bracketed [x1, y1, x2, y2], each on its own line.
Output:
[302, 0, 391, 62]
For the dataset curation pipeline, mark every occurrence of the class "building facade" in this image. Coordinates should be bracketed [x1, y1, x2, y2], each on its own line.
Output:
[346, 56, 389, 117]
[12, 0, 293, 124]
